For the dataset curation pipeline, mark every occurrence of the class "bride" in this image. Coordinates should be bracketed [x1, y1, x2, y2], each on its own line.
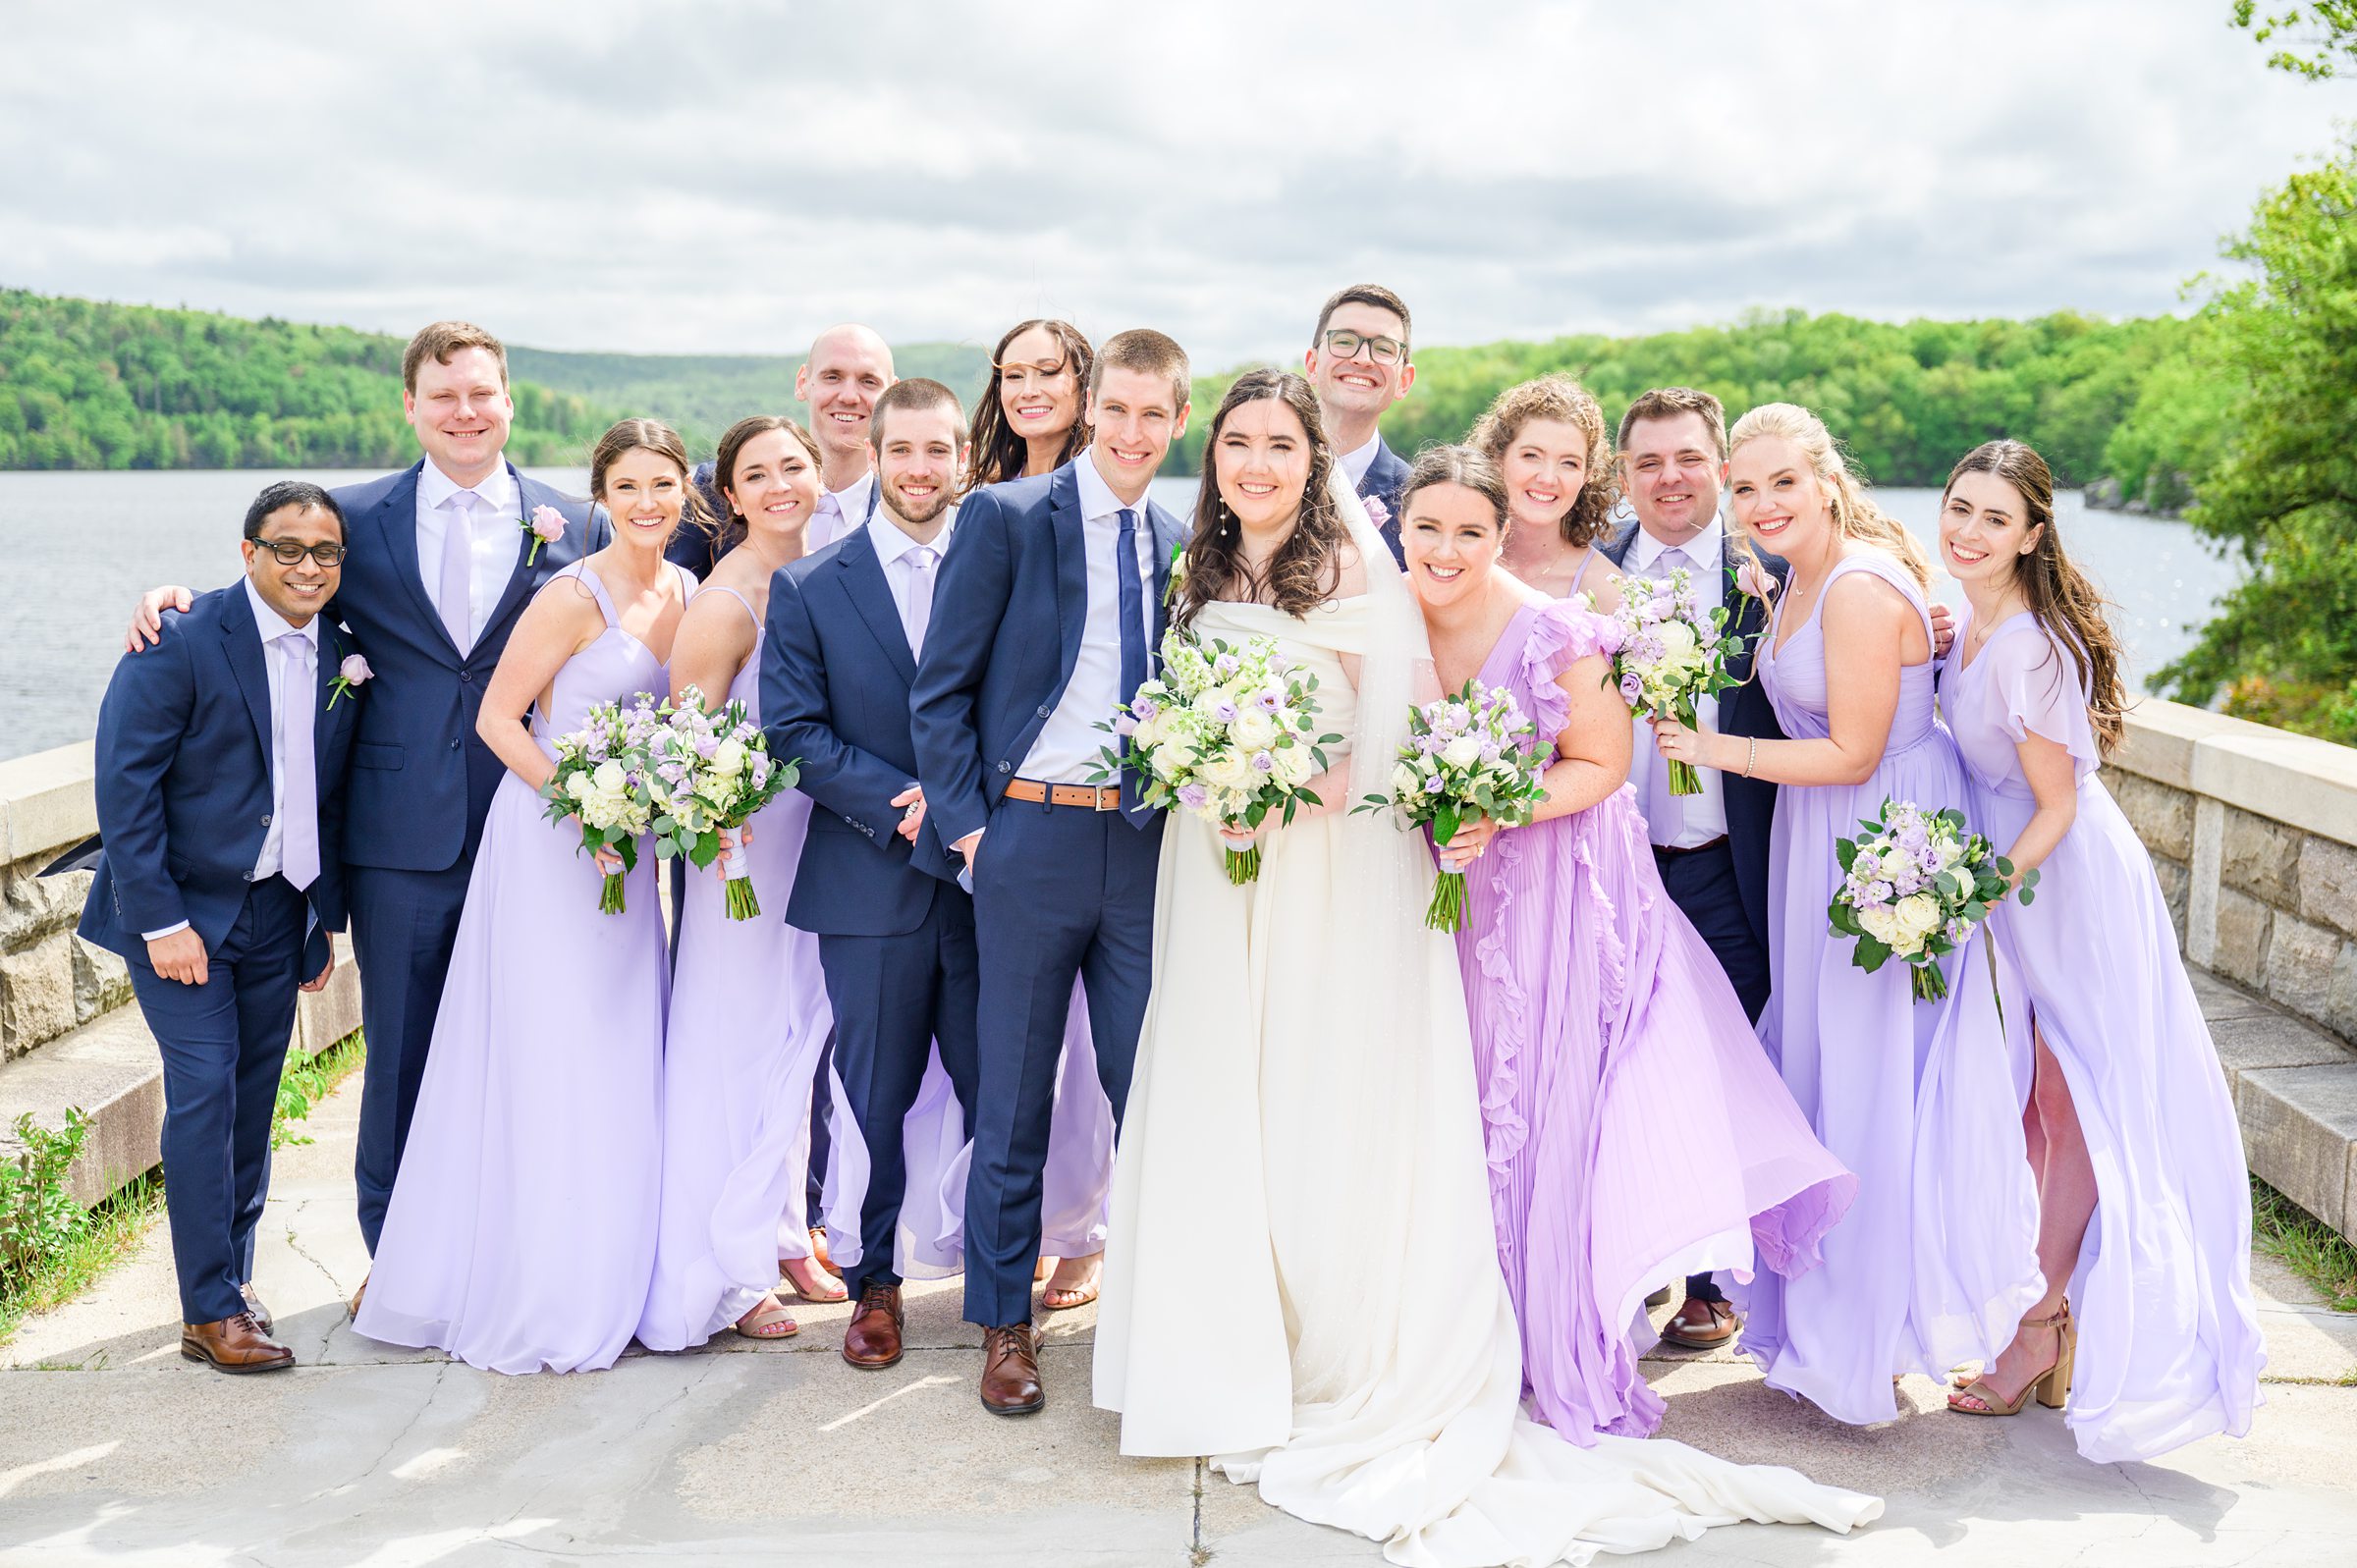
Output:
[1092, 368, 1884, 1564]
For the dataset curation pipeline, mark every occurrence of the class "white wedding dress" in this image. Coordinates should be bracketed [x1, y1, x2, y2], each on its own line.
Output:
[1092, 480, 1883, 1566]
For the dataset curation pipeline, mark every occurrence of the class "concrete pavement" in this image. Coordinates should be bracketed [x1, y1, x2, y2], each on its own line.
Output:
[4, 1073, 2355, 1567]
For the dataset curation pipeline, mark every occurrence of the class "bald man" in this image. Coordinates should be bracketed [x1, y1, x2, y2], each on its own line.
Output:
[798, 324, 897, 552]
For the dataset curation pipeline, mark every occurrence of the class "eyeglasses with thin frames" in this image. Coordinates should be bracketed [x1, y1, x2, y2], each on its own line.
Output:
[250, 538, 348, 567]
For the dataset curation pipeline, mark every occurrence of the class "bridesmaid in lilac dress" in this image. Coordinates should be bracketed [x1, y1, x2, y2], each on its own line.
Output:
[356, 419, 700, 1375]
[1655, 405, 2042, 1426]
[1934, 440, 2262, 1456]
[1399, 445, 1857, 1441]
[638, 417, 846, 1350]
[1473, 374, 1625, 616]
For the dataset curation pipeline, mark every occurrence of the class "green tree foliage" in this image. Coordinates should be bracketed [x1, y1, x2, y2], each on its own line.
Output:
[2231, 0, 2357, 79]
[2154, 128, 2357, 741]
[1169, 309, 2192, 487]
[0, 291, 613, 469]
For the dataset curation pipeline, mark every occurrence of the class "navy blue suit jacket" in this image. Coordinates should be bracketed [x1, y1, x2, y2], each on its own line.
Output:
[1360, 434, 1411, 566]
[762, 520, 962, 938]
[908, 460, 1186, 851]
[329, 460, 603, 873]
[1601, 519, 1787, 954]
[80, 584, 357, 969]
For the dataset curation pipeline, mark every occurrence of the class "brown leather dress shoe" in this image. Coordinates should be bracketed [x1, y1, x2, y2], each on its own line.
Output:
[1659, 1297, 1740, 1350]
[842, 1282, 905, 1369]
[183, 1312, 295, 1373]
[241, 1282, 273, 1335]
[980, 1322, 1044, 1416]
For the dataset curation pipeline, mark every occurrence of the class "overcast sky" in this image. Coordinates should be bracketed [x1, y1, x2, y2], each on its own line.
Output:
[3, 1, 2346, 366]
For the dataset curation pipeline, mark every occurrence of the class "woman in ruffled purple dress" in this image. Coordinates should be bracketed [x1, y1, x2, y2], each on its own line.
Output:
[638, 416, 847, 1350]
[356, 419, 700, 1375]
[1934, 440, 2262, 1457]
[1400, 444, 1856, 1441]
[1654, 404, 2043, 1427]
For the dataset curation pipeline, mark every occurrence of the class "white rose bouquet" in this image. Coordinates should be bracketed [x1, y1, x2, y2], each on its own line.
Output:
[1829, 797, 2037, 1001]
[642, 687, 803, 920]
[1583, 564, 1740, 795]
[540, 695, 663, 914]
[1354, 679, 1552, 933]
[1093, 629, 1337, 885]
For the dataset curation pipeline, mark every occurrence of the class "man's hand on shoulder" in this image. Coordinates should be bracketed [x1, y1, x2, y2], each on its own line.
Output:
[127, 586, 193, 653]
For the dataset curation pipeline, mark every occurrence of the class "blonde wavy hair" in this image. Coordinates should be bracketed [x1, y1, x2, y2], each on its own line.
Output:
[1468, 374, 1620, 547]
[1727, 402, 1930, 590]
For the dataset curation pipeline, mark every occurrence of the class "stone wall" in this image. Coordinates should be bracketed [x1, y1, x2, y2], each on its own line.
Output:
[0, 744, 124, 1062]
[2107, 701, 2357, 1042]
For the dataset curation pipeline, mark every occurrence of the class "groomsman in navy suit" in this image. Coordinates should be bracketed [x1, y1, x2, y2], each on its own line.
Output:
[1602, 388, 1779, 1352]
[129, 324, 603, 1282]
[912, 329, 1190, 1415]
[1305, 283, 1416, 564]
[762, 379, 981, 1374]
[83, 483, 358, 1371]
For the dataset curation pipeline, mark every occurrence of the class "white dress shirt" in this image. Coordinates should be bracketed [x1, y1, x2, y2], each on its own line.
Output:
[1019, 450, 1157, 784]
[1625, 514, 1731, 846]
[1340, 431, 1382, 488]
[812, 469, 877, 553]
[142, 580, 321, 941]
[415, 459, 520, 644]
[867, 507, 955, 656]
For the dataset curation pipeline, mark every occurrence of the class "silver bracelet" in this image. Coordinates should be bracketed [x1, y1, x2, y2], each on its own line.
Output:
[1743, 736, 1758, 779]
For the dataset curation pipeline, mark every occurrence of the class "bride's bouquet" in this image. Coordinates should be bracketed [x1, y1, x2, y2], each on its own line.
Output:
[1095, 630, 1337, 885]
[1356, 679, 1551, 933]
[541, 695, 662, 914]
[1583, 564, 1740, 795]
[643, 687, 802, 920]
[1830, 797, 2037, 1001]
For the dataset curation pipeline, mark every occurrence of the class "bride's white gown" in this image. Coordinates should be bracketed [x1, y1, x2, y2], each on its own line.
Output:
[1093, 493, 1883, 1566]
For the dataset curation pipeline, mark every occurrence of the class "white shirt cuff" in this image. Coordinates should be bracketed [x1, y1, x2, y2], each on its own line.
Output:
[141, 920, 192, 942]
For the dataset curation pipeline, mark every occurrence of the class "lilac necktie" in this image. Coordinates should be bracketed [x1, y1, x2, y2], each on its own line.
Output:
[278, 633, 320, 891]
[438, 490, 477, 655]
[904, 545, 937, 657]
[1641, 546, 1688, 846]
[811, 492, 844, 551]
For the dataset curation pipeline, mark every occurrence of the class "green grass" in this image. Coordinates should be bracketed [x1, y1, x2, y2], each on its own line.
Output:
[0, 1171, 166, 1343]
[2251, 1175, 2357, 1312]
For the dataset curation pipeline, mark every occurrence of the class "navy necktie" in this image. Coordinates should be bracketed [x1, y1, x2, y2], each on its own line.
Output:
[1115, 508, 1154, 828]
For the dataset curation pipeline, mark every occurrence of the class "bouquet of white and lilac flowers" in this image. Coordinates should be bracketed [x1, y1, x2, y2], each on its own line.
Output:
[1582, 564, 1740, 795]
[1355, 679, 1551, 933]
[541, 695, 662, 914]
[642, 687, 802, 921]
[1830, 797, 2037, 1002]
[1093, 630, 1337, 885]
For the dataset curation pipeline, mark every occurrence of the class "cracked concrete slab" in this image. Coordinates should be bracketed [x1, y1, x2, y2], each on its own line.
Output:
[6, 1074, 2356, 1566]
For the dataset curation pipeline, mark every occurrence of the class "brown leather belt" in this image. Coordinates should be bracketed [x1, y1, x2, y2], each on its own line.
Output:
[1004, 778, 1123, 811]
[1654, 835, 1730, 859]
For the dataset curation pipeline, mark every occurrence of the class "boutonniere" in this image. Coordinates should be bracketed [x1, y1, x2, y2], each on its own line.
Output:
[522, 504, 568, 566]
[1164, 541, 1187, 608]
[327, 654, 372, 710]
[1734, 559, 1779, 608]
[1361, 495, 1391, 533]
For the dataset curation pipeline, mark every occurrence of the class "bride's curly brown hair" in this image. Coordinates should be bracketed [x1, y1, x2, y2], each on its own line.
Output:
[1176, 369, 1351, 628]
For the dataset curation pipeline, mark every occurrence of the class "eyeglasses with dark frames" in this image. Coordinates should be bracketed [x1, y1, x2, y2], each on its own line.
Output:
[250, 538, 349, 567]
[1321, 329, 1407, 365]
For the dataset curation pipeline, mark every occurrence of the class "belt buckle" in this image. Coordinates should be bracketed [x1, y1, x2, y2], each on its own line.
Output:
[1095, 785, 1119, 812]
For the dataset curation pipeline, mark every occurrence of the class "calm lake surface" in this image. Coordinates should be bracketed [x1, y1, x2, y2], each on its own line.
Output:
[0, 468, 2239, 763]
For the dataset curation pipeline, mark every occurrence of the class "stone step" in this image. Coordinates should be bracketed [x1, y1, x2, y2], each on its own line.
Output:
[2191, 966, 2357, 1243]
[0, 934, 360, 1209]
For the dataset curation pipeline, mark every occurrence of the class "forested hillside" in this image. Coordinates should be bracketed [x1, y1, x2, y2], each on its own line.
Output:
[1173, 308, 2194, 489]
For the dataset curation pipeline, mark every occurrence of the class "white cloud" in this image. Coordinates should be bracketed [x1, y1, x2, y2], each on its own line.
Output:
[1, 0, 2343, 364]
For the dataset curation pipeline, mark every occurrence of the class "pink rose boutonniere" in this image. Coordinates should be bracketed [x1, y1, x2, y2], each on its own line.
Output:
[1734, 559, 1778, 608]
[523, 505, 568, 566]
[1361, 495, 1390, 532]
[327, 654, 372, 710]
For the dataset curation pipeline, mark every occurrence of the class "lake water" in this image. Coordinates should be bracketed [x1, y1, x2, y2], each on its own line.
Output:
[0, 468, 2239, 763]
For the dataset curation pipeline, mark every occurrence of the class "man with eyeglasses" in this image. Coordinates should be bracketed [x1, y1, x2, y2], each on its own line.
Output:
[1303, 283, 1417, 563]
[82, 481, 363, 1374]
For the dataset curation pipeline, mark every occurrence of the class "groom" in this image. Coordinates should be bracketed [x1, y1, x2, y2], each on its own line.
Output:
[127, 323, 602, 1279]
[911, 328, 1190, 1415]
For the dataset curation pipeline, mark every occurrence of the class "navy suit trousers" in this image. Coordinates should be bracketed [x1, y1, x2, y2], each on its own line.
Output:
[820, 891, 982, 1299]
[130, 875, 308, 1325]
[962, 800, 1161, 1327]
[346, 858, 473, 1254]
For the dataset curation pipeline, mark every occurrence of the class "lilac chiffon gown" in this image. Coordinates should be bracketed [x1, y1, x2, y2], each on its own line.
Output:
[357, 561, 689, 1375]
[1944, 607, 2263, 1460]
[637, 585, 839, 1350]
[1459, 600, 1857, 1441]
[1742, 552, 2043, 1424]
